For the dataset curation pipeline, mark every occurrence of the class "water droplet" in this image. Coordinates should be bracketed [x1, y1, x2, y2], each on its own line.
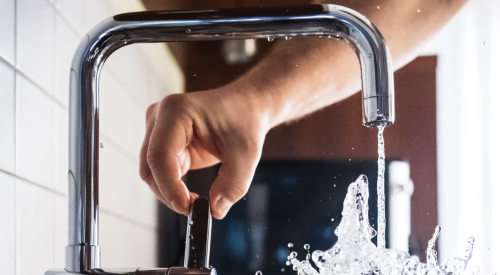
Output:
[351, 29, 356, 33]
[417, 9, 421, 12]
[368, 53, 373, 58]
[99, 143, 103, 148]
[285, 36, 292, 40]
[193, 74, 196, 77]
[186, 29, 191, 34]
[288, 242, 294, 248]
[188, 220, 193, 225]
[189, 235, 193, 240]
[352, 147, 354, 150]
[290, 251, 298, 258]
[483, 41, 487, 46]
[191, 246, 195, 250]
[267, 36, 275, 42]
[333, 184, 336, 187]
[377, 6, 380, 9]
[328, 35, 332, 38]
[255, 271, 262, 275]
[281, 268, 285, 272]
[304, 244, 310, 250]
[314, 95, 318, 99]
[286, 260, 291, 266]
[243, 197, 247, 200]
[349, 159, 352, 161]
[331, 218, 335, 221]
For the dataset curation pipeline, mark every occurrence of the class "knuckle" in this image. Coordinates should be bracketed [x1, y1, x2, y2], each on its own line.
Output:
[145, 103, 158, 121]
[238, 138, 261, 160]
[146, 149, 165, 170]
[139, 167, 153, 184]
[222, 182, 249, 204]
[159, 93, 188, 113]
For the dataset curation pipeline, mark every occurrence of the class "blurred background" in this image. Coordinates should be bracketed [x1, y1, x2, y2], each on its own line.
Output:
[0, 0, 498, 275]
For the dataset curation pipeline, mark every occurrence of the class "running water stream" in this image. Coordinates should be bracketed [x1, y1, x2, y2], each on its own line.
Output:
[377, 125, 387, 248]
[286, 125, 476, 275]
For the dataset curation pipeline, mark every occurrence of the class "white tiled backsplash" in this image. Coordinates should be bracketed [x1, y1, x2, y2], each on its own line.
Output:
[0, 0, 184, 274]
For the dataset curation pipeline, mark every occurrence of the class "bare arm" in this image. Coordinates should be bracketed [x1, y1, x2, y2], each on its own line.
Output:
[241, 0, 468, 126]
[139, 0, 468, 219]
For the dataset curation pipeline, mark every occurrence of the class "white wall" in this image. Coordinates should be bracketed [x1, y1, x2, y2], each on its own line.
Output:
[0, 0, 184, 274]
[418, 0, 499, 273]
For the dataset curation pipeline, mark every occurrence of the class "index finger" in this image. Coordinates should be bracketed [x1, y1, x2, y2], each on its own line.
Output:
[147, 101, 192, 215]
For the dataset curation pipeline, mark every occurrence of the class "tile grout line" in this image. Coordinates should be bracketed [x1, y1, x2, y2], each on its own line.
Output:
[52, 3, 86, 39]
[100, 208, 158, 232]
[52, 3, 58, 267]
[0, 54, 68, 111]
[104, 68, 150, 110]
[0, 168, 156, 231]
[0, 169, 66, 197]
[16, 66, 68, 110]
[49, 0, 152, 111]
[13, 0, 18, 273]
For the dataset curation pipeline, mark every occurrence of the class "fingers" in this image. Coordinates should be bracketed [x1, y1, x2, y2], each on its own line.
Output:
[146, 96, 192, 215]
[209, 142, 261, 219]
[140, 104, 157, 186]
[139, 104, 170, 206]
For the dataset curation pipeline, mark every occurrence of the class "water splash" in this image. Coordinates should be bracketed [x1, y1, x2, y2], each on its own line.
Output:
[287, 175, 476, 275]
[427, 226, 441, 266]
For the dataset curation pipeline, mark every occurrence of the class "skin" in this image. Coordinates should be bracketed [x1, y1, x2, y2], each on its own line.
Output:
[139, 0, 469, 219]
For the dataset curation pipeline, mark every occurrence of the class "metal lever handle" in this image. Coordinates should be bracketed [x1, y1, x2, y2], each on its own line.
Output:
[184, 198, 212, 269]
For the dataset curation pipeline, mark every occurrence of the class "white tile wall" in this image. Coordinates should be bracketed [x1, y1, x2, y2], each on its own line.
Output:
[16, 74, 56, 188]
[16, 0, 55, 93]
[0, 173, 16, 275]
[0, 60, 15, 173]
[17, 179, 54, 275]
[0, 0, 15, 64]
[0, 0, 184, 273]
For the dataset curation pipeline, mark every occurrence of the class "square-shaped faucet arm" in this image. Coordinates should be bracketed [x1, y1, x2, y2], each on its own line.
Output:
[64, 4, 394, 273]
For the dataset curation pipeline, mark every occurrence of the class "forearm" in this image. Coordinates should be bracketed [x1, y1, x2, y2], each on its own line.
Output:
[230, 0, 468, 128]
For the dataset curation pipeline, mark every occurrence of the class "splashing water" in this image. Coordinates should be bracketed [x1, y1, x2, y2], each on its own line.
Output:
[287, 175, 476, 275]
[287, 125, 476, 275]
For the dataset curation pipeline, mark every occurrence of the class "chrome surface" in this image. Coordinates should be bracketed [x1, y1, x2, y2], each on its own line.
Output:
[184, 198, 212, 269]
[59, 4, 394, 274]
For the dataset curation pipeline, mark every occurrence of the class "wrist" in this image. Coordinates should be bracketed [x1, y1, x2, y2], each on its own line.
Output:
[223, 75, 290, 130]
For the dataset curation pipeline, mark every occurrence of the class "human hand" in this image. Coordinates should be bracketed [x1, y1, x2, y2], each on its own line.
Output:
[139, 83, 274, 219]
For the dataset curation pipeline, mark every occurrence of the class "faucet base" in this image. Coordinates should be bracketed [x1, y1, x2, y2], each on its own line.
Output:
[45, 267, 215, 275]
[65, 244, 101, 272]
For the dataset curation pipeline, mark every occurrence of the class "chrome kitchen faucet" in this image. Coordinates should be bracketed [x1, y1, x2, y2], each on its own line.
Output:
[45, 4, 394, 275]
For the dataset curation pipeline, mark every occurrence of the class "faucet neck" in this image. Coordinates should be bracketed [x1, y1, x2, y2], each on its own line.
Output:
[67, 4, 394, 272]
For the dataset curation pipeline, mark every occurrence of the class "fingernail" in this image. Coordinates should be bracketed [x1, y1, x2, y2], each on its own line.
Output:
[171, 200, 186, 214]
[216, 197, 233, 218]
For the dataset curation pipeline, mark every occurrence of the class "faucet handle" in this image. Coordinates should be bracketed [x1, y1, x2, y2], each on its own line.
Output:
[184, 198, 212, 269]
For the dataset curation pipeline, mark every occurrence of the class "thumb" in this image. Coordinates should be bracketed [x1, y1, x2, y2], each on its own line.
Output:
[209, 145, 261, 219]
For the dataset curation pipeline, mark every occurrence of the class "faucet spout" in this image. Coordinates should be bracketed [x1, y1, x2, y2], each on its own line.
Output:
[65, 4, 394, 273]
